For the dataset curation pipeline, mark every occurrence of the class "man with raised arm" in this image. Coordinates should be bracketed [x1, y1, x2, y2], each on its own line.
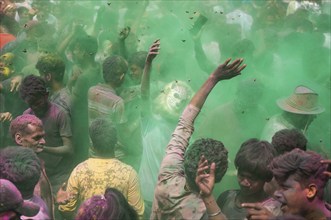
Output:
[150, 58, 246, 220]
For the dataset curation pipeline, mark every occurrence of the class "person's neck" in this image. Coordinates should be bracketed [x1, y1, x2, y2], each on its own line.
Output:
[22, 192, 34, 200]
[237, 189, 269, 204]
[282, 112, 305, 130]
[107, 82, 120, 92]
[93, 152, 115, 159]
[52, 81, 64, 93]
[304, 200, 331, 220]
[78, 59, 95, 69]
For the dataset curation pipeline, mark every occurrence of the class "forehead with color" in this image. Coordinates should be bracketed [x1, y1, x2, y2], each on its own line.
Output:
[10, 115, 43, 135]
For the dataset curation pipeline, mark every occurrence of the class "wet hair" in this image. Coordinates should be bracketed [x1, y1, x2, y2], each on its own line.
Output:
[270, 149, 329, 199]
[35, 54, 65, 82]
[104, 188, 138, 220]
[19, 75, 48, 102]
[89, 118, 117, 156]
[102, 55, 128, 85]
[184, 138, 228, 193]
[76, 187, 138, 220]
[9, 114, 43, 139]
[235, 138, 276, 182]
[271, 129, 307, 155]
[128, 51, 148, 69]
[0, 147, 41, 199]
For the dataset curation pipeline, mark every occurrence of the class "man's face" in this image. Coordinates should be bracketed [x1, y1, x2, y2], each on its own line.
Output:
[129, 64, 142, 84]
[301, 114, 317, 132]
[25, 95, 49, 117]
[237, 170, 266, 196]
[72, 45, 86, 65]
[19, 124, 45, 152]
[274, 175, 308, 215]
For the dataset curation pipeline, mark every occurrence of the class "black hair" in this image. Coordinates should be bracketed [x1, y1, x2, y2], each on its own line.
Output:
[104, 188, 138, 220]
[235, 138, 276, 182]
[270, 149, 329, 199]
[35, 54, 65, 82]
[19, 75, 48, 102]
[75, 187, 138, 220]
[272, 128, 307, 155]
[102, 55, 128, 85]
[184, 138, 228, 193]
[0, 147, 41, 199]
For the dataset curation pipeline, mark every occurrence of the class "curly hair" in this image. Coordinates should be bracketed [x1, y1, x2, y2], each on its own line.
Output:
[271, 129, 307, 155]
[128, 51, 148, 69]
[102, 55, 128, 85]
[0, 147, 41, 199]
[235, 138, 276, 182]
[9, 114, 43, 139]
[19, 75, 48, 102]
[270, 149, 329, 199]
[89, 118, 117, 156]
[184, 138, 228, 193]
[35, 54, 65, 82]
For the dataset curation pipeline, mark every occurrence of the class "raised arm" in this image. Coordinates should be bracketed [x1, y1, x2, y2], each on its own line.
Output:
[158, 58, 246, 183]
[190, 13, 214, 73]
[190, 58, 246, 110]
[118, 26, 131, 59]
[141, 39, 160, 100]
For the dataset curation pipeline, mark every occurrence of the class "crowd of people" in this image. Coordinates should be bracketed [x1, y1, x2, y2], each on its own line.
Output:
[0, 0, 330, 219]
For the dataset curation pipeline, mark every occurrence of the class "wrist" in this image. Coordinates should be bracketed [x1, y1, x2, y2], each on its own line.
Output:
[208, 74, 221, 83]
[207, 210, 222, 217]
[145, 60, 153, 65]
[201, 194, 215, 203]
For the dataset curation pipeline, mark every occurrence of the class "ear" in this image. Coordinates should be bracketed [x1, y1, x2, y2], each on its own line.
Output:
[45, 73, 52, 81]
[15, 133, 23, 145]
[306, 184, 317, 199]
[120, 73, 125, 81]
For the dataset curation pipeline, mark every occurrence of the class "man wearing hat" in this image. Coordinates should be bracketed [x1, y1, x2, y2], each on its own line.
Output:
[261, 85, 324, 142]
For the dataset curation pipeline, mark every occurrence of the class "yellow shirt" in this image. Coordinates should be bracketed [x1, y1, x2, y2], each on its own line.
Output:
[58, 158, 144, 216]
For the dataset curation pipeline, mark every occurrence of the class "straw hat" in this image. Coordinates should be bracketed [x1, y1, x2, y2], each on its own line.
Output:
[277, 85, 324, 115]
[0, 179, 40, 217]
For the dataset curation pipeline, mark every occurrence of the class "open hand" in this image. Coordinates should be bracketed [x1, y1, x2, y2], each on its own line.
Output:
[0, 112, 12, 122]
[56, 182, 76, 205]
[321, 159, 331, 178]
[195, 155, 215, 197]
[242, 203, 274, 220]
[119, 26, 131, 40]
[212, 58, 246, 82]
[10, 75, 22, 92]
[146, 39, 160, 64]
